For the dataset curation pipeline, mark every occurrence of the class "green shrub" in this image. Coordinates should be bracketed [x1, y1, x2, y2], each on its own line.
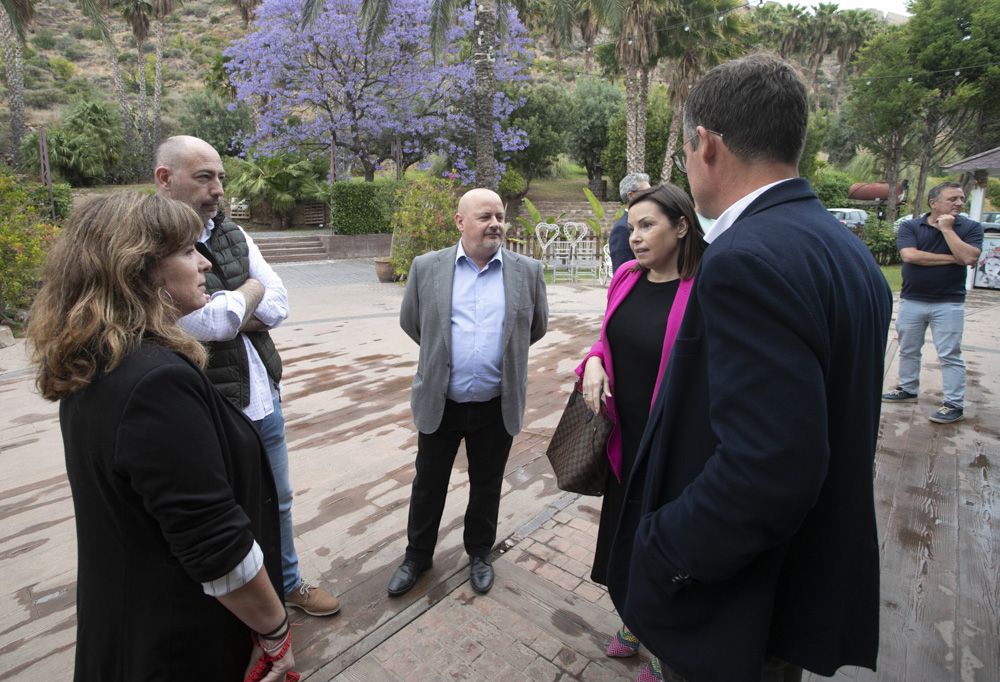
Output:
[0, 172, 60, 317]
[82, 25, 104, 41]
[862, 218, 901, 266]
[812, 169, 853, 208]
[31, 29, 56, 50]
[389, 177, 460, 278]
[498, 168, 527, 205]
[27, 182, 73, 220]
[49, 56, 76, 81]
[329, 180, 399, 235]
[20, 98, 126, 186]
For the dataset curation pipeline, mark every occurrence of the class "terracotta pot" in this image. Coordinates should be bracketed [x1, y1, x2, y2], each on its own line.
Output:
[374, 257, 398, 283]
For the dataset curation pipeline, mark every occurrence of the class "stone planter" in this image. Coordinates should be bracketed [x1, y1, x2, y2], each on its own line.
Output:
[374, 257, 399, 283]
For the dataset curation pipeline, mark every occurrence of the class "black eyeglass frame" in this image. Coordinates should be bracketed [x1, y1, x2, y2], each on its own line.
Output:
[673, 128, 724, 174]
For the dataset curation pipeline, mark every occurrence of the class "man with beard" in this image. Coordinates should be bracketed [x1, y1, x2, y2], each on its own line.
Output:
[388, 188, 548, 597]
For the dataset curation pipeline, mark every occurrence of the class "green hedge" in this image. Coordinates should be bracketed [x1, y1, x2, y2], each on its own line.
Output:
[329, 180, 400, 235]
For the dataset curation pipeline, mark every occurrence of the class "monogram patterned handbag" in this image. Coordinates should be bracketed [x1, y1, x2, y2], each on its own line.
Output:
[545, 380, 612, 496]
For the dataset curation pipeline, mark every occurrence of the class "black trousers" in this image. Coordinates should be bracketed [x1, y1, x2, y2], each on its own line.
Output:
[405, 397, 513, 564]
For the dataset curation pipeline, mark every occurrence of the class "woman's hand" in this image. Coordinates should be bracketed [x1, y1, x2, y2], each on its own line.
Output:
[244, 636, 297, 682]
[582, 356, 611, 414]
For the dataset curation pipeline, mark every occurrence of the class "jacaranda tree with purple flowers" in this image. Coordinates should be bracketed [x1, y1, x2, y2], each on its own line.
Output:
[225, 0, 530, 183]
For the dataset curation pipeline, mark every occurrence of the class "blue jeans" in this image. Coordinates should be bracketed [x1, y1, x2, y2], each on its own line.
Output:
[254, 397, 301, 595]
[895, 298, 966, 408]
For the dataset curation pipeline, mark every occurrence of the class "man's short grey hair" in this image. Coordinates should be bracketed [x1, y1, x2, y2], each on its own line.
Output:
[683, 54, 807, 166]
[619, 173, 650, 203]
[927, 181, 964, 207]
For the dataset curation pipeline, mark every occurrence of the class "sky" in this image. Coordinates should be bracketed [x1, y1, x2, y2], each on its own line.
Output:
[775, 0, 911, 16]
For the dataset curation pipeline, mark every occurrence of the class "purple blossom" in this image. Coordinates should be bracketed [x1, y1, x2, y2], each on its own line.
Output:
[225, 0, 530, 181]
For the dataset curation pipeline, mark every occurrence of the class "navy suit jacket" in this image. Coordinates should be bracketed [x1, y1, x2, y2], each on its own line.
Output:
[609, 210, 634, 274]
[607, 178, 893, 681]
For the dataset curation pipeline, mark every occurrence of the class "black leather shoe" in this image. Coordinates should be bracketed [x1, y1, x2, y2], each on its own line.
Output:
[387, 559, 431, 597]
[470, 556, 494, 594]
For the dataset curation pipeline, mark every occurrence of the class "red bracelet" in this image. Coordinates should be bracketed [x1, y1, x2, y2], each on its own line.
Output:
[245, 631, 300, 682]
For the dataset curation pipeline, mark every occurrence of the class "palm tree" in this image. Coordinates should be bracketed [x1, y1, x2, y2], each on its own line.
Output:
[658, 0, 746, 182]
[805, 2, 839, 103]
[116, 0, 153, 167]
[831, 9, 880, 109]
[576, 2, 599, 73]
[151, 0, 177, 149]
[608, 0, 662, 174]
[1, 0, 106, 171]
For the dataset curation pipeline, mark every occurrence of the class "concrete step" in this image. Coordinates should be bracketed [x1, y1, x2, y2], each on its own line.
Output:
[265, 252, 330, 264]
[254, 235, 328, 264]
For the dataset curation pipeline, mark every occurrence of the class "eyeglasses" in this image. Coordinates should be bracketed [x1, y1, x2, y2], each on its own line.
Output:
[672, 129, 724, 175]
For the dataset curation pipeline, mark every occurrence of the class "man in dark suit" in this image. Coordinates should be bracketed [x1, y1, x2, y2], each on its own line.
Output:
[607, 55, 893, 681]
[609, 172, 651, 273]
[388, 188, 548, 597]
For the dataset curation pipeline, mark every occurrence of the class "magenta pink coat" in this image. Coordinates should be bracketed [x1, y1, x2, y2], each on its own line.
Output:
[574, 261, 693, 482]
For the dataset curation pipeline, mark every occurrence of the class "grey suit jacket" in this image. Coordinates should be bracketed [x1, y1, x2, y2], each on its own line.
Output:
[400, 244, 548, 436]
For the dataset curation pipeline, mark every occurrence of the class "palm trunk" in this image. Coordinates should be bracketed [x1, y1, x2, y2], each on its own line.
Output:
[624, 65, 641, 174]
[106, 33, 140, 181]
[635, 67, 649, 172]
[153, 17, 165, 150]
[135, 38, 151, 170]
[473, 0, 498, 189]
[1, 16, 26, 171]
[660, 105, 682, 184]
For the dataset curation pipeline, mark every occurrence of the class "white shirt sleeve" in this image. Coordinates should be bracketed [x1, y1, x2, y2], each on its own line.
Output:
[242, 229, 289, 329]
[201, 541, 264, 597]
[177, 289, 247, 342]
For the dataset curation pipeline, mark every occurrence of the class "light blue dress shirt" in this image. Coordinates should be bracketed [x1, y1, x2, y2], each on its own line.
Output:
[448, 242, 505, 402]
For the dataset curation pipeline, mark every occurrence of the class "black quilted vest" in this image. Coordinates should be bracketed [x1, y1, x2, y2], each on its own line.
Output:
[202, 214, 283, 409]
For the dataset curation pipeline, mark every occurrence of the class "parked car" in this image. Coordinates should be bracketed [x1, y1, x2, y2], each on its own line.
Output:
[983, 222, 1000, 233]
[981, 211, 1000, 224]
[828, 208, 869, 234]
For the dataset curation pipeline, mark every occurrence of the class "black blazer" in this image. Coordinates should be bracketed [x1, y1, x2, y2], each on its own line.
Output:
[60, 342, 282, 681]
[607, 179, 893, 681]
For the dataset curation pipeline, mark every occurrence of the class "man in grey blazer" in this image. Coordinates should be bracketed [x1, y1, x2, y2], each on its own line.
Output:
[388, 188, 548, 597]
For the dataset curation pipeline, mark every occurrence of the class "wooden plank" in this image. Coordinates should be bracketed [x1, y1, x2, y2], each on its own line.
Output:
[955, 343, 1000, 681]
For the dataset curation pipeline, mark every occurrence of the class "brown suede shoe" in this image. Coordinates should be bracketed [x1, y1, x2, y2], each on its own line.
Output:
[285, 579, 341, 616]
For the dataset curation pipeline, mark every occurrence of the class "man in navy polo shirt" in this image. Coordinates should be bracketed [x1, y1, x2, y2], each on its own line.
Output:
[883, 182, 983, 423]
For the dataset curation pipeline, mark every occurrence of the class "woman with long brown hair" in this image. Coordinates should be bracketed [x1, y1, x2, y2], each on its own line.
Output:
[29, 193, 296, 681]
[576, 184, 706, 681]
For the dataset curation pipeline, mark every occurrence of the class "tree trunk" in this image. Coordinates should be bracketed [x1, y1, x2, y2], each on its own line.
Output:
[135, 38, 152, 171]
[912, 107, 939, 220]
[0, 16, 26, 171]
[636, 68, 649, 173]
[660, 103, 682, 184]
[472, 0, 498, 189]
[153, 18, 165, 150]
[624, 66, 641, 174]
[106, 32, 140, 181]
[884, 153, 900, 227]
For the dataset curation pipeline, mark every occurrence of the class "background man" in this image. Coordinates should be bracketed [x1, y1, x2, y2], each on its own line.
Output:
[389, 188, 548, 597]
[606, 55, 893, 681]
[155, 135, 340, 617]
[609, 172, 651, 273]
[882, 182, 982, 424]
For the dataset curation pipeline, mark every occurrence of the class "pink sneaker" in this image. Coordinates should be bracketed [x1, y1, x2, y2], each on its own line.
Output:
[606, 626, 640, 657]
[635, 658, 664, 682]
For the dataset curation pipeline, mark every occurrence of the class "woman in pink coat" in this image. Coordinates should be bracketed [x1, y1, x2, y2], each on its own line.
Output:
[576, 184, 706, 680]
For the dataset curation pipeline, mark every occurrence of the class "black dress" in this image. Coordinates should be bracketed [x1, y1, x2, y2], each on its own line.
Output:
[591, 274, 679, 584]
